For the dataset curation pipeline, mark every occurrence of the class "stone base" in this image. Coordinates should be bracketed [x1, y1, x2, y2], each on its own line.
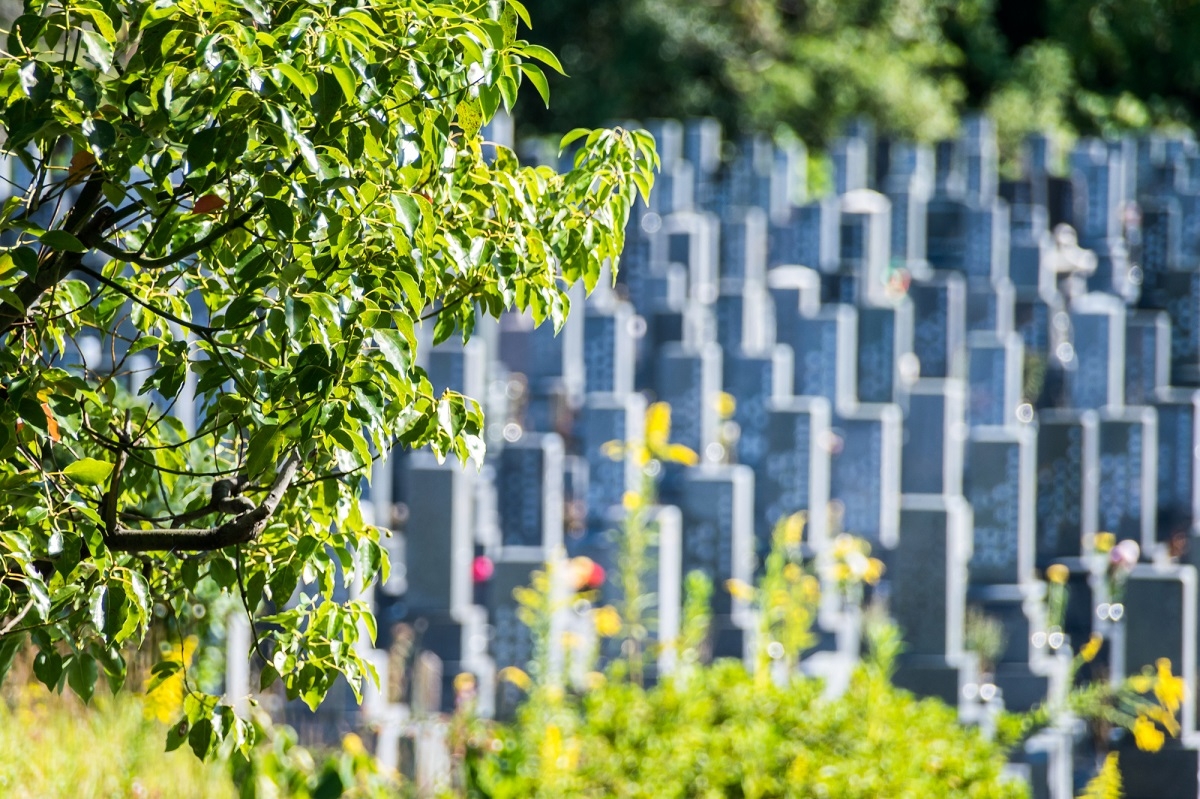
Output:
[1118, 736, 1200, 799]
[893, 654, 975, 706]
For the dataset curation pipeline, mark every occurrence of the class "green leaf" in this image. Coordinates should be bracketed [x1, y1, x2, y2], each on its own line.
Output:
[39, 230, 86, 253]
[245, 425, 280, 480]
[67, 653, 98, 703]
[275, 62, 315, 96]
[374, 329, 411, 373]
[32, 649, 62, 689]
[393, 194, 420, 239]
[520, 44, 565, 75]
[165, 718, 189, 752]
[188, 717, 213, 759]
[62, 458, 113, 486]
[264, 197, 295, 240]
[0, 634, 24, 685]
[520, 63, 550, 107]
[559, 127, 590, 154]
[79, 30, 114, 72]
[259, 663, 279, 691]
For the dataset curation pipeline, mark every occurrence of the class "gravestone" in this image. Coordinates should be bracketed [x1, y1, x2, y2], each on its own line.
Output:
[757, 397, 833, 554]
[1007, 224, 1053, 300]
[582, 297, 636, 396]
[678, 466, 756, 656]
[1122, 564, 1198, 734]
[579, 393, 647, 525]
[890, 494, 975, 705]
[1097, 408, 1158, 549]
[830, 404, 903, 548]
[962, 115, 999, 203]
[654, 342, 722, 456]
[966, 331, 1024, 427]
[909, 272, 967, 380]
[401, 454, 476, 616]
[1153, 388, 1200, 539]
[1070, 139, 1123, 247]
[655, 211, 720, 302]
[1034, 410, 1099, 567]
[901, 379, 967, 496]
[832, 135, 869, 195]
[786, 304, 858, 413]
[1014, 292, 1061, 358]
[966, 425, 1036, 585]
[715, 282, 774, 356]
[1138, 198, 1181, 297]
[963, 202, 1010, 289]
[724, 346, 794, 471]
[718, 206, 768, 284]
[646, 162, 695, 216]
[839, 189, 892, 305]
[883, 141, 933, 265]
[486, 557, 546, 672]
[966, 277, 1015, 336]
[856, 301, 915, 404]
[494, 434, 564, 552]
[394, 454, 490, 709]
[766, 265, 822, 339]
[768, 198, 840, 271]
[1124, 311, 1171, 406]
[1067, 293, 1126, 410]
[1148, 272, 1200, 386]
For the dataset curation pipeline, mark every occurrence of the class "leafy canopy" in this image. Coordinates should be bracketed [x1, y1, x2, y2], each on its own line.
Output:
[0, 0, 656, 758]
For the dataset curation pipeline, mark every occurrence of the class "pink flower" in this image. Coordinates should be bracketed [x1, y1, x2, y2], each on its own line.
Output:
[472, 555, 494, 583]
[1110, 539, 1140, 571]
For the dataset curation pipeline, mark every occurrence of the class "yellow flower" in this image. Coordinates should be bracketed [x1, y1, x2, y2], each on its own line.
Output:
[1080, 634, 1103, 663]
[143, 635, 198, 724]
[454, 672, 477, 694]
[1156, 658, 1185, 713]
[342, 733, 366, 756]
[1045, 564, 1069, 585]
[1149, 705, 1181, 737]
[541, 724, 563, 770]
[801, 575, 821, 603]
[715, 392, 736, 419]
[645, 403, 671, 450]
[498, 666, 532, 691]
[726, 579, 755, 602]
[1128, 674, 1153, 693]
[783, 563, 803, 583]
[782, 513, 806, 547]
[1133, 713, 1165, 752]
[594, 605, 622, 637]
[584, 671, 606, 691]
[561, 631, 582, 649]
[665, 443, 699, 465]
[830, 562, 852, 583]
[1093, 532, 1116, 554]
[601, 440, 626, 461]
[864, 558, 885, 585]
[622, 491, 642, 511]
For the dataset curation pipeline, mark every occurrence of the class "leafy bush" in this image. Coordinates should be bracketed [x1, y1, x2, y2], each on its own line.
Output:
[466, 651, 1026, 798]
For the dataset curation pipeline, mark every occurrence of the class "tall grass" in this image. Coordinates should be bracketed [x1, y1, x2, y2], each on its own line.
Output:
[0, 683, 235, 799]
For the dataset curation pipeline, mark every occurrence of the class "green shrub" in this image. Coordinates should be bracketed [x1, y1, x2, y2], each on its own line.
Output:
[466, 654, 1027, 798]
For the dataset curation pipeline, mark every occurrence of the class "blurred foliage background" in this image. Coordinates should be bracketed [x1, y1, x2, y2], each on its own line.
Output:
[516, 0, 1198, 157]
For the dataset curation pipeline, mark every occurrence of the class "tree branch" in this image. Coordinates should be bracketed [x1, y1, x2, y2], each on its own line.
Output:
[105, 452, 301, 552]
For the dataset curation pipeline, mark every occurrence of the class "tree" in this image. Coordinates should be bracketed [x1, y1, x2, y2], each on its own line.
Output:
[0, 0, 656, 758]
